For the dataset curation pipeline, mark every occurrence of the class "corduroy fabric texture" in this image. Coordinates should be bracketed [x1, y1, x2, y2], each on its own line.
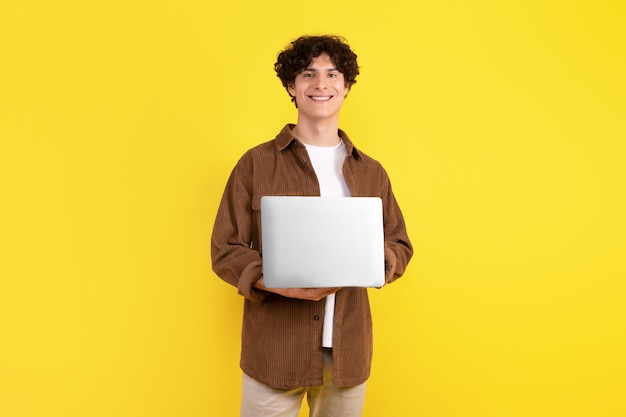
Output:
[212, 124, 413, 389]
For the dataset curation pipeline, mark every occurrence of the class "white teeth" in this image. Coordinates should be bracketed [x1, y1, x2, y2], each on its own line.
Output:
[310, 96, 331, 101]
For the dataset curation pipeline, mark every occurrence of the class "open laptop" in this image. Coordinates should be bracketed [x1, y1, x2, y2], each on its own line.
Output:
[260, 196, 385, 288]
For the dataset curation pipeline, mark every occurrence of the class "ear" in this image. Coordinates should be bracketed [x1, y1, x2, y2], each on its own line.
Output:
[287, 83, 296, 97]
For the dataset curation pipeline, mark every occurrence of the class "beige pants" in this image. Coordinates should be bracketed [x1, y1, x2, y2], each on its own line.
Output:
[240, 350, 367, 417]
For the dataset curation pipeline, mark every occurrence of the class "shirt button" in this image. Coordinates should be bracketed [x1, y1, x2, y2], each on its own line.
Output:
[313, 315, 320, 321]
[302, 159, 307, 166]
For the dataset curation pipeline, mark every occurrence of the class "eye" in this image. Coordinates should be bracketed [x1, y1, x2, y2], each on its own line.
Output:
[303, 72, 313, 78]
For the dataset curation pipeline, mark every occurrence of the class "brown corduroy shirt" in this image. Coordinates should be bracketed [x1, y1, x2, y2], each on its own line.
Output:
[211, 124, 413, 389]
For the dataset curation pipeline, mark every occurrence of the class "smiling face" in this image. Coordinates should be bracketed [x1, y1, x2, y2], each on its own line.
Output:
[287, 53, 349, 124]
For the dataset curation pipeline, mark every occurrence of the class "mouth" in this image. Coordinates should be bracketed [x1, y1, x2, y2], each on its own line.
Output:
[308, 95, 333, 102]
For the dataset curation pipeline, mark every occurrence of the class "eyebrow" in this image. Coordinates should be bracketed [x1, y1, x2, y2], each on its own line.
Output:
[303, 67, 339, 72]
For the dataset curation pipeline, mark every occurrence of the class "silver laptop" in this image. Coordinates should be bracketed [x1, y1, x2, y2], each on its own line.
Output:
[260, 196, 385, 288]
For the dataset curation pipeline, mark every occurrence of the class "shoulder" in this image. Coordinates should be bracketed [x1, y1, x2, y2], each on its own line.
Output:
[341, 130, 386, 173]
[241, 124, 294, 160]
[227, 138, 281, 179]
[236, 138, 279, 165]
[246, 138, 278, 155]
[355, 148, 382, 166]
[352, 146, 388, 178]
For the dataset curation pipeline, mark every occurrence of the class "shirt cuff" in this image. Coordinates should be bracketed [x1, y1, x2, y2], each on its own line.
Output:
[237, 259, 267, 302]
[384, 246, 397, 284]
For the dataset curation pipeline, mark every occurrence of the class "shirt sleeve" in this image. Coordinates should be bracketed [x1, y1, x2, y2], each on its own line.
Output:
[380, 168, 414, 284]
[211, 155, 267, 302]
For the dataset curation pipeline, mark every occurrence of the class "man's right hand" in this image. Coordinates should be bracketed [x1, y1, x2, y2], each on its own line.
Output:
[254, 277, 339, 301]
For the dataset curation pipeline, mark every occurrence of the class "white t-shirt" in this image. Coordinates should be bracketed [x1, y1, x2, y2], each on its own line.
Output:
[304, 140, 350, 348]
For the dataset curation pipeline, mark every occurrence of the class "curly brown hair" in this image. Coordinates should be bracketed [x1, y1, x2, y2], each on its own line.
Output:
[274, 35, 360, 105]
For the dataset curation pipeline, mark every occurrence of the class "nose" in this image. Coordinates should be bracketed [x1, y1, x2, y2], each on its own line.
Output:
[313, 75, 327, 89]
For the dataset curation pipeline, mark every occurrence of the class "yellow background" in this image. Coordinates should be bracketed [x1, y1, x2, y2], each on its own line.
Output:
[1, 1, 625, 416]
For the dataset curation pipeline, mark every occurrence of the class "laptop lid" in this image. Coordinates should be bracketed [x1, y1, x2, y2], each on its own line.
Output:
[260, 196, 385, 288]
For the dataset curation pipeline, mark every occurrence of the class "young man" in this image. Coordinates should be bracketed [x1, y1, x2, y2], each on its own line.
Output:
[211, 35, 413, 417]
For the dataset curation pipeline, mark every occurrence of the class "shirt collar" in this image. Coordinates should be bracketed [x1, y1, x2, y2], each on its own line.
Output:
[275, 124, 362, 159]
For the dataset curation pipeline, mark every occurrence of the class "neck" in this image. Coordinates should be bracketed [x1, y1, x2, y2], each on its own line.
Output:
[293, 118, 340, 147]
